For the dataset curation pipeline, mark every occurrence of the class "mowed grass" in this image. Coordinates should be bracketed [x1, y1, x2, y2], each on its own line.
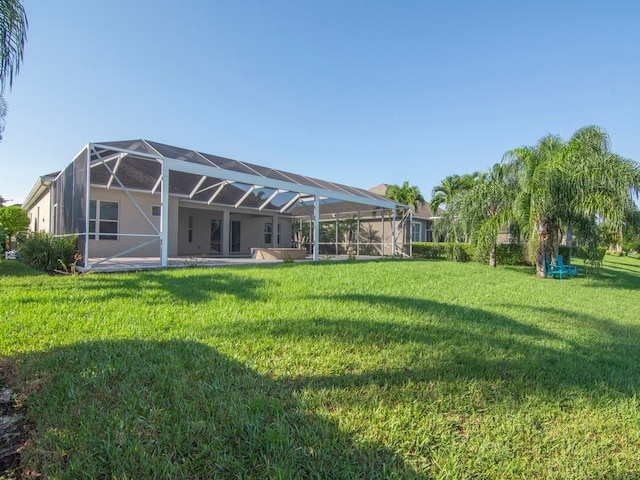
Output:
[1, 256, 639, 479]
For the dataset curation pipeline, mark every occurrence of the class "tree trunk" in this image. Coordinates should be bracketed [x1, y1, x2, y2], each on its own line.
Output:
[490, 243, 497, 268]
[535, 224, 548, 278]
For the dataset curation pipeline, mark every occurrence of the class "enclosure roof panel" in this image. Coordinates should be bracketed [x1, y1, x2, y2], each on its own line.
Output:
[88, 139, 399, 211]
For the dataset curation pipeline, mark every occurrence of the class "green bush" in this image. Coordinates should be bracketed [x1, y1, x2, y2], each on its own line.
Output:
[412, 242, 474, 261]
[0, 224, 6, 252]
[496, 244, 529, 265]
[412, 242, 445, 259]
[17, 232, 78, 272]
[444, 242, 474, 262]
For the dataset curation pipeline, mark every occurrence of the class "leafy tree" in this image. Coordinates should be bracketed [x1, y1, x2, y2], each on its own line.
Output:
[0, 0, 28, 90]
[431, 172, 482, 243]
[458, 163, 517, 267]
[384, 181, 426, 210]
[0, 204, 29, 250]
[429, 173, 478, 213]
[0, 0, 28, 141]
[0, 193, 7, 207]
[504, 125, 640, 276]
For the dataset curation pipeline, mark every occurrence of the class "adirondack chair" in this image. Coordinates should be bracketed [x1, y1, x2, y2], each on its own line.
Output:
[556, 254, 578, 278]
[544, 254, 565, 279]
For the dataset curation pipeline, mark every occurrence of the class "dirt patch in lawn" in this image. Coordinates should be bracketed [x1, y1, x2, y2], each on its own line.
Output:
[0, 361, 30, 478]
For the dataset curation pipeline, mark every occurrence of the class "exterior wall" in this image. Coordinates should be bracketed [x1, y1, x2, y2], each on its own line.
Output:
[27, 191, 52, 233]
[86, 187, 163, 258]
[178, 205, 293, 256]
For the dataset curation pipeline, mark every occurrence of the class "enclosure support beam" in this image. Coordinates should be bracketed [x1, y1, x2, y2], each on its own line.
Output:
[313, 195, 320, 261]
[160, 160, 169, 267]
[84, 144, 91, 270]
[392, 208, 397, 258]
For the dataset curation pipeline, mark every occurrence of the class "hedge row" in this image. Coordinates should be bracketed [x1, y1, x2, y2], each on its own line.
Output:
[413, 242, 606, 266]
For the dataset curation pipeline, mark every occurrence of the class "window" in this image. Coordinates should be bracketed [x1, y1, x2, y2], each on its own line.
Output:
[264, 222, 273, 244]
[411, 222, 422, 242]
[425, 219, 434, 242]
[89, 200, 118, 240]
[188, 216, 193, 243]
[277, 223, 281, 245]
[152, 206, 161, 216]
[211, 219, 221, 252]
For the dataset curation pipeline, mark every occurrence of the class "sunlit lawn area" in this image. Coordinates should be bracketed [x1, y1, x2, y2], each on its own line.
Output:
[1, 255, 639, 479]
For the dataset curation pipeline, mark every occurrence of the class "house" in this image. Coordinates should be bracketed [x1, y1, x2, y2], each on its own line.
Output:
[368, 184, 443, 243]
[22, 140, 409, 271]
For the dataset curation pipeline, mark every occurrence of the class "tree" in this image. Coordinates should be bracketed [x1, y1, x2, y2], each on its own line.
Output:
[0, 0, 28, 141]
[458, 163, 516, 267]
[430, 172, 482, 243]
[505, 125, 640, 277]
[384, 181, 426, 211]
[0, 204, 29, 250]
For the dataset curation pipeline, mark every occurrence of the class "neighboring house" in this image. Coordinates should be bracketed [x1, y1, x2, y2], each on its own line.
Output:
[22, 140, 407, 271]
[368, 184, 443, 243]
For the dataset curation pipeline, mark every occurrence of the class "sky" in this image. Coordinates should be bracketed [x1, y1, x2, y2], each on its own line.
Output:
[1, 0, 639, 205]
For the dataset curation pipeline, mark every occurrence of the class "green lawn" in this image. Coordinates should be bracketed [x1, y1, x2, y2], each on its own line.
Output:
[1, 256, 639, 479]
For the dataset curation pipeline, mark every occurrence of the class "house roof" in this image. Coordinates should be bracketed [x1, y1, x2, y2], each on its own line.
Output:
[24, 139, 401, 214]
[367, 183, 443, 218]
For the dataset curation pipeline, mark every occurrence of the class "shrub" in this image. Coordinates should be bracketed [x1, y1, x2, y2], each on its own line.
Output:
[496, 244, 528, 266]
[412, 242, 444, 259]
[444, 242, 474, 262]
[0, 224, 6, 252]
[18, 232, 78, 272]
[412, 242, 474, 262]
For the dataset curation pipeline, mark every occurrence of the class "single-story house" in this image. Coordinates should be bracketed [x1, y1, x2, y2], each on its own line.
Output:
[368, 184, 443, 243]
[22, 140, 411, 271]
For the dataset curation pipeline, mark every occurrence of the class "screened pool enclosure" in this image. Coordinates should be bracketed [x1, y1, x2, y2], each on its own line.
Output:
[44, 140, 411, 271]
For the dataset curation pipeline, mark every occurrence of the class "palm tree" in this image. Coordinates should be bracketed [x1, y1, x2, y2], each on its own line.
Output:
[505, 125, 640, 277]
[0, 0, 28, 91]
[0, 0, 28, 141]
[459, 163, 516, 267]
[430, 172, 481, 243]
[384, 181, 426, 211]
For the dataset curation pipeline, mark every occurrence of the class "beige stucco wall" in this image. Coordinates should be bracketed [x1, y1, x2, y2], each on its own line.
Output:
[178, 205, 293, 256]
[86, 187, 163, 258]
[27, 191, 52, 233]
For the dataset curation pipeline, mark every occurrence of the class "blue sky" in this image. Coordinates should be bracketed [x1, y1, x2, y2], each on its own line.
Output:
[1, 0, 639, 204]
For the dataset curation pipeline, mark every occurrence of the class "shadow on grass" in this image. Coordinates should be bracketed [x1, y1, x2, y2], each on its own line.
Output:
[9, 339, 417, 479]
[0, 261, 46, 277]
[234, 293, 640, 400]
[10, 269, 269, 306]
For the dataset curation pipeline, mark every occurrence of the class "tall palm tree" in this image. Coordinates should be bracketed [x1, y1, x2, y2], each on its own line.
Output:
[430, 172, 481, 243]
[505, 125, 640, 277]
[0, 0, 28, 141]
[384, 181, 426, 211]
[459, 163, 516, 267]
[0, 0, 28, 91]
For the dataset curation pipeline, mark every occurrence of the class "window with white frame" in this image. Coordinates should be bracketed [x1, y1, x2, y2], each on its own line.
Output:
[411, 222, 421, 242]
[89, 200, 118, 240]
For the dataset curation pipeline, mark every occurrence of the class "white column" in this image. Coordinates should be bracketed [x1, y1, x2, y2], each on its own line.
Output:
[84, 145, 91, 270]
[160, 160, 169, 267]
[391, 208, 397, 258]
[313, 196, 320, 261]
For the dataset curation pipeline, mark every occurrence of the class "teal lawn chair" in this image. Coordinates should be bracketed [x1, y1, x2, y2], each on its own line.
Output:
[544, 254, 565, 279]
[556, 255, 578, 278]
